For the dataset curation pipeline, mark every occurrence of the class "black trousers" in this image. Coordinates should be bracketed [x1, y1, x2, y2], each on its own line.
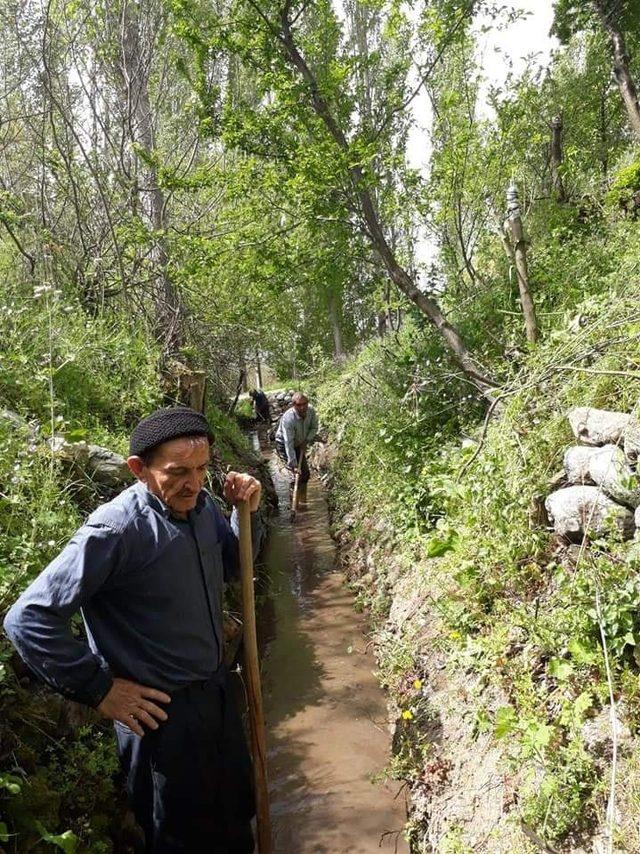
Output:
[275, 440, 310, 484]
[115, 669, 255, 853]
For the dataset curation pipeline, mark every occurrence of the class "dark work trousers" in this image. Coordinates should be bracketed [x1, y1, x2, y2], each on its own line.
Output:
[114, 668, 255, 853]
[254, 402, 271, 423]
[275, 440, 310, 484]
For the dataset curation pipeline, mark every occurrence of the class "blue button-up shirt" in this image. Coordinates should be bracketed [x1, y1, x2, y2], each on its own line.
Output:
[3, 481, 261, 707]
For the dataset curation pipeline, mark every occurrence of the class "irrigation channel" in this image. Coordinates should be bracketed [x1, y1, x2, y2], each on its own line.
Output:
[249, 432, 409, 853]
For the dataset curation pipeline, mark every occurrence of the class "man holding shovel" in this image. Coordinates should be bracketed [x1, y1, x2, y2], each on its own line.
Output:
[274, 392, 318, 485]
[4, 406, 262, 852]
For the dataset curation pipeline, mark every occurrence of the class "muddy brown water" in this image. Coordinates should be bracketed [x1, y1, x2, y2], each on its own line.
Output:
[253, 436, 409, 853]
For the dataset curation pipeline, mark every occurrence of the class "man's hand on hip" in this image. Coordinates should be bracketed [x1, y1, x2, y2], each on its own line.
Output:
[97, 678, 171, 737]
[224, 471, 262, 512]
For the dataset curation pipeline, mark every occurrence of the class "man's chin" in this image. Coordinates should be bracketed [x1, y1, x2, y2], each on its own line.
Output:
[171, 496, 198, 512]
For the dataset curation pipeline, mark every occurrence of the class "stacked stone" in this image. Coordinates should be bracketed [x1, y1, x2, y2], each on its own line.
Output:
[266, 388, 296, 419]
[545, 407, 640, 540]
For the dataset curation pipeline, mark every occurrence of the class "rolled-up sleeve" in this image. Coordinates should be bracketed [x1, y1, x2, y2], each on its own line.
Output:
[3, 523, 126, 707]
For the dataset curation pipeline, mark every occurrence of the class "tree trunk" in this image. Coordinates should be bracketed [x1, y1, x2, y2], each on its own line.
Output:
[594, 0, 640, 142]
[228, 369, 246, 415]
[119, 1, 184, 358]
[278, 14, 495, 393]
[599, 88, 609, 178]
[550, 115, 567, 201]
[328, 293, 344, 359]
[377, 310, 387, 338]
[506, 185, 538, 345]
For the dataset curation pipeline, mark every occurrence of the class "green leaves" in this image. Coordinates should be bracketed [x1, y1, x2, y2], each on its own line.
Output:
[36, 823, 78, 853]
[494, 705, 518, 739]
[548, 657, 574, 681]
[567, 637, 598, 666]
[494, 708, 554, 757]
[0, 774, 22, 795]
[425, 529, 458, 558]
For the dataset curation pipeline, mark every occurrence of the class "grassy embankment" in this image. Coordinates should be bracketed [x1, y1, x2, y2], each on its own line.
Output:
[315, 204, 640, 849]
[0, 279, 257, 850]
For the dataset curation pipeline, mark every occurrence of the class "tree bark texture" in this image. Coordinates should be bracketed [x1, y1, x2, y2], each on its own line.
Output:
[328, 292, 344, 359]
[506, 186, 538, 345]
[550, 115, 567, 201]
[594, 0, 640, 142]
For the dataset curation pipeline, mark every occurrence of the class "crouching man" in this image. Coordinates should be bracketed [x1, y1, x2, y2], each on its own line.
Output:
[4, 406, 261, 852]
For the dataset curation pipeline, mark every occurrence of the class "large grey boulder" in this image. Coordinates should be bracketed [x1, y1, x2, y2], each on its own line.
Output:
[48, 436, 83, 458]
[568, 407, 630, 446]
[545, 485, 634, 539]
[624, 418, 640, 461]
[564, 446, 598, 484]
[86, 445, 131, 488]
[48, 437, 130, 488]
[587, 444, 640, 508]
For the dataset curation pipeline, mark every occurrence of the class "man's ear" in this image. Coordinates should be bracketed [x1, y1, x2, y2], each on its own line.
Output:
[127, 456, 146, 480]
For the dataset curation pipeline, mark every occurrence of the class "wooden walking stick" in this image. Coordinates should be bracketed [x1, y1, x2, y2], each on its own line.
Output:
[237, 500, 272, 854]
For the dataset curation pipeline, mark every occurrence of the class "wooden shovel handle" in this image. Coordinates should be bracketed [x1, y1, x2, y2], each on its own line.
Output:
[291, 443, 307, 515]
[237, 500, 272, 853]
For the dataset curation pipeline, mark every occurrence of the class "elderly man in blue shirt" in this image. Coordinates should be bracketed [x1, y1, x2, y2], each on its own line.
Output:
[274, 392, 318, 484]
[3, 406, 262, 853]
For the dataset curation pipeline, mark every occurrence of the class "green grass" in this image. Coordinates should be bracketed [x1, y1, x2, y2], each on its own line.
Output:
[315, 218, 640, 847]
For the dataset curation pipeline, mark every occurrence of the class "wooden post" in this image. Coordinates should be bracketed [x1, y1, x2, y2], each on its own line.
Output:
[188, 370, 206, 413]
[237, 501, 272, 854]
[506, 184, 539, 345]
[255, 350, 263, 389]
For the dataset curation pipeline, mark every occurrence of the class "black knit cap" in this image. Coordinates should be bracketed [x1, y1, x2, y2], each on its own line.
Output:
[129, 407, 213, 458]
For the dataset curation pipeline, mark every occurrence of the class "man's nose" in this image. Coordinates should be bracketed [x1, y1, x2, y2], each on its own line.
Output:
[187, 470, 203, 491]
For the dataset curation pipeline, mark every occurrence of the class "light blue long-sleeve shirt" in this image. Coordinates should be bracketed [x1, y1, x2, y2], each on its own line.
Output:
[275, 406, 318, 466]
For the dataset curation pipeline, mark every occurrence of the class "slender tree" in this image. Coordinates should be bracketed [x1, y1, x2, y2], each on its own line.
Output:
[553, 0, 640, 142]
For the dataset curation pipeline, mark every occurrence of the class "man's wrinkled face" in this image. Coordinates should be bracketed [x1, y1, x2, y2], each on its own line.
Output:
[135, 436, 210, 517]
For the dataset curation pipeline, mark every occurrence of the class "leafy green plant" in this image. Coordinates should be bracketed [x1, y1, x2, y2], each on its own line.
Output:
[606, 159, 640, 215]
